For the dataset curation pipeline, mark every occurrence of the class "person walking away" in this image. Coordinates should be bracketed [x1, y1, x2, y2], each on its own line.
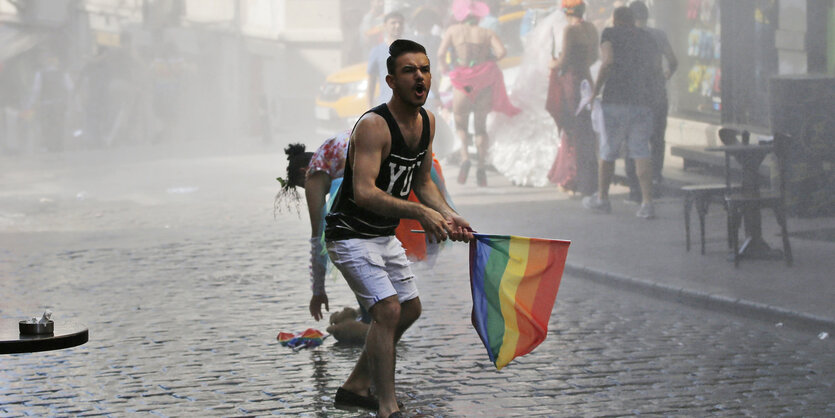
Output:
[583, 6, 661, 218]
[368, 12, 405, 108]
[438, 0, 520, 187]
[26, 53, 73, 152]
[325, 40, 473, 418]
[624, 0, 678, 203]
[546, 0, 599, 196]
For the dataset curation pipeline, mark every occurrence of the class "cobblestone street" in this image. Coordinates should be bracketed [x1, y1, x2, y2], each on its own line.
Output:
[1, 147, 833, 416]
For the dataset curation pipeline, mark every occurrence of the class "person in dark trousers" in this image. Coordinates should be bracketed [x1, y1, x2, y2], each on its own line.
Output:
[325, 40, 473, 418]
[624, 0, 678, 202]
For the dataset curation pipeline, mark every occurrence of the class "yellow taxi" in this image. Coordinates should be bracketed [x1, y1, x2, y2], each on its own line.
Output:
[314, 62, 374, 135]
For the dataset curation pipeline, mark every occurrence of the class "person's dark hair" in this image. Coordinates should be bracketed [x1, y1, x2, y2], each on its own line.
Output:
[284, 143, 313, 188]
[628, 1, 649, 22]
[274, 143, 312, 214]
[613, 6, 635, 27]
[384, 11, 404, 23]
[386, 39, 427, 75]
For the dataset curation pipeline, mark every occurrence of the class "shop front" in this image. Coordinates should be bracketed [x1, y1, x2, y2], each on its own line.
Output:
[652, 0, 834, 216]
[653, 0, 781, 129]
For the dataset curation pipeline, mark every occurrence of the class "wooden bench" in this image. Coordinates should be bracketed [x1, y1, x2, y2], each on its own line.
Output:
[671, 145, 771, 178]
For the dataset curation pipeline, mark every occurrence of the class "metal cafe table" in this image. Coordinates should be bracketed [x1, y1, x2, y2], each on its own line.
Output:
[705, 142, 782, 260]
[0, 320, 88, 355]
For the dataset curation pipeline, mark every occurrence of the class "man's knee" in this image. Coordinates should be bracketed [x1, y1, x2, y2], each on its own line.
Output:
[370, 296, 401, 326]
[635, 158, 652, 174]
[399, 298, 421, 324]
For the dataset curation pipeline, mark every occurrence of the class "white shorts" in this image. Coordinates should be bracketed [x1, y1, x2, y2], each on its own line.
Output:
[326, 236, 418, 311]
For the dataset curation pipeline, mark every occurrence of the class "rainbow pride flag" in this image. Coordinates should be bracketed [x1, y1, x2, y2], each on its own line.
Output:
[277, 328, 326, 350]
[469, 234, 570, 370]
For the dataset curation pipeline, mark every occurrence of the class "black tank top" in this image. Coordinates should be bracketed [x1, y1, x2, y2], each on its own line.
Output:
[325, 104, 430, 240]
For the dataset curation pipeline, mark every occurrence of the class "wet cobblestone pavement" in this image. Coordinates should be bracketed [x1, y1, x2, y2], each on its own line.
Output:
[1, 149, 833, 416]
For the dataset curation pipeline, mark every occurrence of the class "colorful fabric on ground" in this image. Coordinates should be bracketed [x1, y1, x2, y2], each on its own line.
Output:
[277, 328, 326, 350]
[469, 234, 570, 369]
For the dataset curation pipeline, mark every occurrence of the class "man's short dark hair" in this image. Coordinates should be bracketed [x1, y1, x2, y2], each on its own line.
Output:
[384, 11, 404, 23]
[628, 1, 649, 22]
[613, 6, 635, 27]
[386, 39, 427, 75]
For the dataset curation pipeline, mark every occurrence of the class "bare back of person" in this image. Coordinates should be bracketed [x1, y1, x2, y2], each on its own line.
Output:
[561, 21, 598, 80]
[447, 23, 494, 68]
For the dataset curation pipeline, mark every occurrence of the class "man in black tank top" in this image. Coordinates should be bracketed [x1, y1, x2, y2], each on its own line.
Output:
[324, 40, 473, 418]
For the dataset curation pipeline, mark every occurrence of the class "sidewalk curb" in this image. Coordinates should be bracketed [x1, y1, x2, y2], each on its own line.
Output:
[564, 264, 834, 333]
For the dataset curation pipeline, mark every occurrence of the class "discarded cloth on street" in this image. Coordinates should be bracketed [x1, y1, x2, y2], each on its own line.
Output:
[469, 234, 570, 369]
[277, 328, 327, 351]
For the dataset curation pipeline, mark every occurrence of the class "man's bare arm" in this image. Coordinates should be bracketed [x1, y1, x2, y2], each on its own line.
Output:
[593, 41, 613, 98]
[304, 170, 331, 320]
[304, 171, 331, 237]
[662, 37, 678, 79]
[437, 29, 452, 73]
[589, 24, 600, 64]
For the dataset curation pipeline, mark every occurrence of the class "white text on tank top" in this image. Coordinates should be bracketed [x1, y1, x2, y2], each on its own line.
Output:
[383, 151, 425, 197]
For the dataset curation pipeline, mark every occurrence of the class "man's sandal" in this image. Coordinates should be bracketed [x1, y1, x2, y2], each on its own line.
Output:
[333, 387, 403, 411]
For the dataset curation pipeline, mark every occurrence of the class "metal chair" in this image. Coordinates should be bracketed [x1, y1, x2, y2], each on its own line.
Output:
[682, 128, 745, 254]
[726, 132, 793, 267]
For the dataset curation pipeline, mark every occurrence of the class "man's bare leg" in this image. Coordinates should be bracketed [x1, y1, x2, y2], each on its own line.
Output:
[340, 347, 372, 398]
[598, 159, 615, 200]
[394, 297, 421, 342]
[364, 296, 399, 416]
[339, 297, 420, 408]
[452, 90, 471, 164]
[635, 157, 653, 205]
[374, 296, 421, 417]
[343, 295, 417, 417]
[473, 88, 492, 186]
[474, 134, 488, 166]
